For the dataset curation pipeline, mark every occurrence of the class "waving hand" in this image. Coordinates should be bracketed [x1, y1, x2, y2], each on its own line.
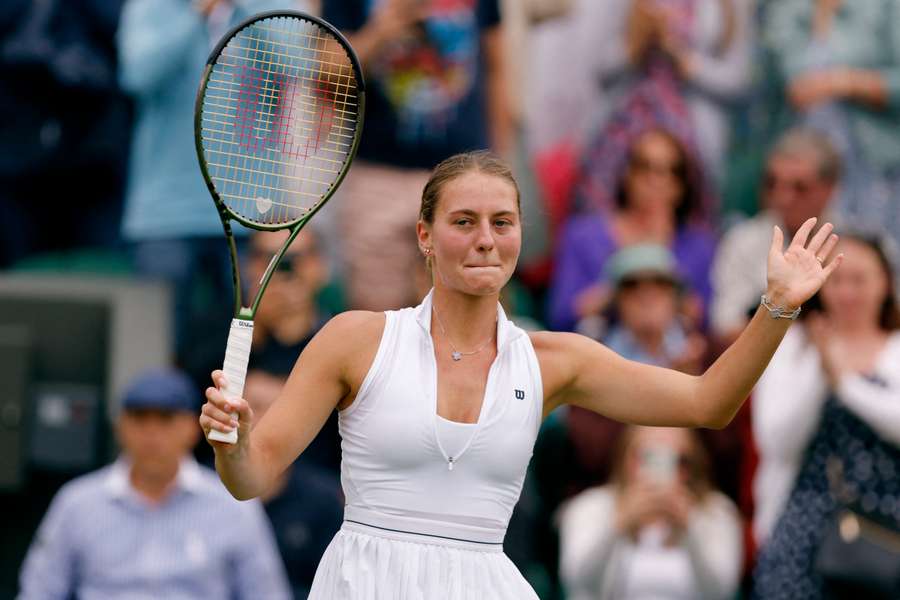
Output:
[766, 217, 843, 309]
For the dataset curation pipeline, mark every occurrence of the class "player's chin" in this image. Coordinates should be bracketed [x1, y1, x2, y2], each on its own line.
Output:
[459, 269, 511, 295]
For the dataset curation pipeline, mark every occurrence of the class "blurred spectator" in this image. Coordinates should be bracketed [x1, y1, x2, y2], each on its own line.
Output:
[322, 0, 512, 311]
[18, 367, 290, 600]
[116, 0, 295, 359]
[558, 426, 743, 600]
[548, 128, 715, 332]
[525, 0, 601, 156]
[762, 0, 900, 248]
[247, 229, 333, 383]
[247, 393, 343, 599]
[242, 228, 342, 473]
[752, 232, 900, 599]
[240, 229, 343, 598]
[566, 244, 706, 489]
[0, 0, 131, 268]
[597, 244, 706, 371]
[711, 128, 841, 344]
[526, 0, 607, 247]
[571, 0, 754, 217]
[499, 0, 572, 274]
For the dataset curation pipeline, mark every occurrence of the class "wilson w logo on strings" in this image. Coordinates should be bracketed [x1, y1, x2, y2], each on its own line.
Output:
[231, 64, 336, 159]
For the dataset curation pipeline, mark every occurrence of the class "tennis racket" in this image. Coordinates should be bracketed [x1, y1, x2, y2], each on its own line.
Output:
[195, 10, 364, 443]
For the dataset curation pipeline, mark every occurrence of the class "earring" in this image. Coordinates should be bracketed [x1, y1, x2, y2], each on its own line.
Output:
[422, 247, 432, 256]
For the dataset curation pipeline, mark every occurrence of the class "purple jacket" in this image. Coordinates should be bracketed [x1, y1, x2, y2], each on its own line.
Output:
[548, 213, 717, 331]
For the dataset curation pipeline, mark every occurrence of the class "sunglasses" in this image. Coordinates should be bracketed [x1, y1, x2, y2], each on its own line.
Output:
[251, 248, 318, 274]
[629, 155, 685, 179]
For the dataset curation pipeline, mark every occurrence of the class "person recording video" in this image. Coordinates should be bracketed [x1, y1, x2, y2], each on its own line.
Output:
[558, 425, 742, 600]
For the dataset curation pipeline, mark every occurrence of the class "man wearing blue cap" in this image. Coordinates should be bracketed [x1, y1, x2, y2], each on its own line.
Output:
[18, 367, 291, 600]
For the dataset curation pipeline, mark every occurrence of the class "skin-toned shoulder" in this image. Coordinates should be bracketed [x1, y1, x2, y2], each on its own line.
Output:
[319, 309, 386, 353]
[527, 331, 578, 399]
[317, 310, 387, 410]
[528, 330, 626, 420]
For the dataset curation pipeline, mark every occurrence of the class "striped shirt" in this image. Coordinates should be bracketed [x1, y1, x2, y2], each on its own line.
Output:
[18, 457, 291, 600]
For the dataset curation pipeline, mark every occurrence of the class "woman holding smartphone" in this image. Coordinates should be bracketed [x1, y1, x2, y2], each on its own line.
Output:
[558, 426, 743, 600]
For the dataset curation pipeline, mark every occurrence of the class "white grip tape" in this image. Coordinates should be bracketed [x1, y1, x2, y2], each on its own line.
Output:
[208, 319, 254, 444]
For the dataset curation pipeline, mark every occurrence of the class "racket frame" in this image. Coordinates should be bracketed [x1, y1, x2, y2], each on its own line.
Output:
[194, 11, 364, 443]
[194, 9, 365, 321]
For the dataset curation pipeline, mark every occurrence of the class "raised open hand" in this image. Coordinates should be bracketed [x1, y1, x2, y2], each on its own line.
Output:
[766, 217, 842, 310]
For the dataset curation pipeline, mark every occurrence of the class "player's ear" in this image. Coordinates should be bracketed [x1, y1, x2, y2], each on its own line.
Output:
[416, 220, 433, 255]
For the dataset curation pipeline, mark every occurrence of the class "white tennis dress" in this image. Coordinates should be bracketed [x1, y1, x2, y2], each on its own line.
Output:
[308, 290, 543, 599]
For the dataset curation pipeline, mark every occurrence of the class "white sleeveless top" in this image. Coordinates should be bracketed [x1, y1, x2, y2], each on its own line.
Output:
[338, 290, 544, 546]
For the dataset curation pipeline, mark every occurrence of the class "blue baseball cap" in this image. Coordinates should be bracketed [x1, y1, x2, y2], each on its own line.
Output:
[121, 367, 198, 413]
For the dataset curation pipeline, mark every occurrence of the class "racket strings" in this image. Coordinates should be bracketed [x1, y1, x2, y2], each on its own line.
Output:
[200, 15, 360, 226]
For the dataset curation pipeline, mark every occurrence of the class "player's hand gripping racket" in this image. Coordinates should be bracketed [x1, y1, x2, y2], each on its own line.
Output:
[195, 11, 364, 443]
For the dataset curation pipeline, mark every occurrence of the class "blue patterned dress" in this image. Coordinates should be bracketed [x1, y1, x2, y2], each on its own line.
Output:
[752, 390, 900, 599]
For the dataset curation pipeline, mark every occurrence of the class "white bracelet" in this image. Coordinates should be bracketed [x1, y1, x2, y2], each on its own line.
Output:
[760, 294, 801, 320]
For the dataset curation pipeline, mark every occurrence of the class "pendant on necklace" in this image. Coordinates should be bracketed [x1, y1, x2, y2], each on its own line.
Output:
[451, 351, 462, 361]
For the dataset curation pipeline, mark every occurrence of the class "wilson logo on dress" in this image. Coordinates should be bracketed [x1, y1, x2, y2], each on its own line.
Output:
[514, 389, 525, 400]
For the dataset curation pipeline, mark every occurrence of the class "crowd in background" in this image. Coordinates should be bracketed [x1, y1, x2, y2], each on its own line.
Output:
[3, 0, 900, 598]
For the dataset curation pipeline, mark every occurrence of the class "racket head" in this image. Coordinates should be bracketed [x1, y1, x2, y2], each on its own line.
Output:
[195, 10, 365, 232]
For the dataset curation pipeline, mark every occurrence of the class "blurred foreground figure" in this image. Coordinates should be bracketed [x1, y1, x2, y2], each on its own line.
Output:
[18, 367, 290, 600]
[559, 426, 742, 600]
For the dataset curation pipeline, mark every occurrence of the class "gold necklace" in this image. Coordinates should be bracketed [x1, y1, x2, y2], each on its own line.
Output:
[432, 305, 496, 362]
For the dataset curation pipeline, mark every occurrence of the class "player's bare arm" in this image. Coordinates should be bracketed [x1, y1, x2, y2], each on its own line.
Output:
[203, 310, 384, 500]
[537, 217, 842, 429]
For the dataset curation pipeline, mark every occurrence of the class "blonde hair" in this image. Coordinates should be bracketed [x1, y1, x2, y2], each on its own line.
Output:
[419, 150, 520, 224]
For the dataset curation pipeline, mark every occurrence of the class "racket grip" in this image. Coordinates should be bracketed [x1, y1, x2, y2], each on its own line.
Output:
[208, 318, 254, 444]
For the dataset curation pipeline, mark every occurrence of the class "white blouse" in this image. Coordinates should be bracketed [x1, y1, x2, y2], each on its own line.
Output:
[557, 486, 743, 600]
[752, 327, 900, 545]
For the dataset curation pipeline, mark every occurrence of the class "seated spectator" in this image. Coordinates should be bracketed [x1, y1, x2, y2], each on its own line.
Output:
[763, 0, 900, 248]
[549, 127, 716, 332]
[244, 361, 343, 600]
[18, 367, 290, 600]
[752, 232, 900, 599]
[558, 425, 743, 600]
[566, 243, 706, 488]
[573, 0, 753, 216]
[711, 128, 841, 345]
[242, 228, 344, 598]
[247, 228, 333, 383]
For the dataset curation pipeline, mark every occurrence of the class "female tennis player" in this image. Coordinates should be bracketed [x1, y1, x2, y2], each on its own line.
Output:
[200, 151, 842, 598]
